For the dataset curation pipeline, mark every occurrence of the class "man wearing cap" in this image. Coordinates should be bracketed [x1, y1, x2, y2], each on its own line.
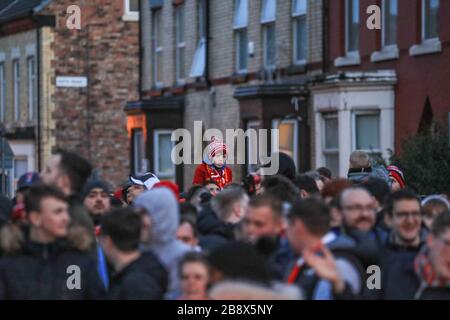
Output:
[127, 172, 160, 204]
[82, 179, 112, 226]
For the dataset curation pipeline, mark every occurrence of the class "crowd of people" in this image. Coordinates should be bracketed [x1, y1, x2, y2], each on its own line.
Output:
[0, 142, 449, 300]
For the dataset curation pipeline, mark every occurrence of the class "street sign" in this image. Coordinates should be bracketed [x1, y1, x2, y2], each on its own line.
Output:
[56, 76, 88, 88]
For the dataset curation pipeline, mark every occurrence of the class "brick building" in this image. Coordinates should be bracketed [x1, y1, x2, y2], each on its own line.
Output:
[0, 0, 140, 194]
[131, 0, 325, 190]
[311, 0, 450, 176]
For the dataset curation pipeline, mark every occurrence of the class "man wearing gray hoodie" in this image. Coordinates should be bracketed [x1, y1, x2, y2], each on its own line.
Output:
[134, 187, 192, 299]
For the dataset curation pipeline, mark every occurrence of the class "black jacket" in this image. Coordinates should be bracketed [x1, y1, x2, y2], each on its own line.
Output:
[379, 233, 426, 300]
[196, 205, 236, 253]
[0, 228, 106, 300]
[107, 251, 168, 300]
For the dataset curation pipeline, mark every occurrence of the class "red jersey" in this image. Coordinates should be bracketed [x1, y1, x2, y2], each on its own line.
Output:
[192, 163, 233, 189]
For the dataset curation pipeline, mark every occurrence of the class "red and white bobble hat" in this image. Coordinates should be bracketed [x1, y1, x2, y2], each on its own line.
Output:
[207, 137, 228, 160]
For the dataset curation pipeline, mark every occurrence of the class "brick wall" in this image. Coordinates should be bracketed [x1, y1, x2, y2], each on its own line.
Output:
[41, 0, 139, 186]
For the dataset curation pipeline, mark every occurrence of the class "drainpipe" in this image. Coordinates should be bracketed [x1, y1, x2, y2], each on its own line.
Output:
[322, 0, 329, 74]
[205, 0, 211, 88]
[36, 24, 42, 171]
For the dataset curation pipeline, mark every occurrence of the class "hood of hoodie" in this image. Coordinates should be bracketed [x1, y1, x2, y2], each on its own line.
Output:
[134, 187, 180, 245]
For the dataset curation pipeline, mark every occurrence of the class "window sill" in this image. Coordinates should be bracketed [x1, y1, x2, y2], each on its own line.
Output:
[171, 84, 186, 95]
[286, 62, 307, 75]
[371, 46, 399, 63]
[230, 72, 248, 84]
[409, 39, 442, 57]
[149, 88, 163, 97]
[122, 14, 139, 22]
[334, 53, 361, 67]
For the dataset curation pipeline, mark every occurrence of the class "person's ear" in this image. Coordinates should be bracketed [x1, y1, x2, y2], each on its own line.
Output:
[300, 189, 309, 199]
[385, 213, 393, 227]
[28, 211, 42, 227]
[58, 174, 71, 193]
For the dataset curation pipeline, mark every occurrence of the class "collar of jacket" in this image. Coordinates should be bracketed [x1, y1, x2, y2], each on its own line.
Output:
[23, 238, 69, 259]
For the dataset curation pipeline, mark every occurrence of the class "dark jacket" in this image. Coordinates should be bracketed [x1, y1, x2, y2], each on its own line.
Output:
[379, 231, 426, 300]
[417, 287, 450, 300]
[107, 251, 168, 300]
[196, 205, 236, 253]
[0, 225, 106, 299]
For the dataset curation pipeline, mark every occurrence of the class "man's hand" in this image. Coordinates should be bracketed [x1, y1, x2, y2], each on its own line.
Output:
[302, 243, 345, 294]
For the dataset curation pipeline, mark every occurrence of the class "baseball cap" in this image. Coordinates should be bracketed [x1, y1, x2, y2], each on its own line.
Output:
[129, 172, 160, 190]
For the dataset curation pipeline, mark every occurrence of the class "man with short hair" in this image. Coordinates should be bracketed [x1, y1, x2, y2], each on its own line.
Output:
[294, 174, 320, 199]
[0, 185, 106, 299]
[285, 198, 365, 300]
[242, 194, 283, 244]
[380, 189, 426, 300]
[196, 186, 249, 252]
[100, 207, 168, 300]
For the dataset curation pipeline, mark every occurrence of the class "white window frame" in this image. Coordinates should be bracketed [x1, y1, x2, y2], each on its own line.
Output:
[261, 0, 276, 24]
[422, 0, 439, 41]
[352, 110, 381, 154]
[272, 118, 299, 168]
[133, 129, 146, 175]
[123, 0, 139, 21]
[13, 60, 20, 121]
[152, 9, 163, 87]
[153, 129, 176, 179]
[292, 0, 308, 65]
[234, 0, 248, 73]
[27, 56, 37, 121]
[0, 63, 5, 122]
[322, 113, 339, 174]
[190, 0, 207, 78]
[263, 23, 276, 69]
[175, 5, 186, 83]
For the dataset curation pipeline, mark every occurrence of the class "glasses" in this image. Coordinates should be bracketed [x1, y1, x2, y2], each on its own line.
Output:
[393, 211, 421, 220]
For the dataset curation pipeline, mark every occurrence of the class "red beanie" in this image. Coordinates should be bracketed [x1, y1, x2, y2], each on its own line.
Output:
[387, 165, 406, 188]
[207, 137, 227, 159]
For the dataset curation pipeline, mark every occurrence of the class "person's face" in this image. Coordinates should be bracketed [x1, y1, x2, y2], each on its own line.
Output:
[242, 205, 282, 243]
[390, 199, 422, 243]
[128, 184, 146, 203]
[30, 197, 70, 240]
[212, 152, 226, 168]
[428, 228, 450, 281]
[341, 189, 376, 232]
[287, 219, 307, 255]
[205, 183, 220, 197]
[181, 262, 209, 299]
[83, 188, 111, 216]
[176, 222, 198, 246]
[41, 155, 64, 188]
[390, 178, 401, 192]
[315, 179, 324, 192]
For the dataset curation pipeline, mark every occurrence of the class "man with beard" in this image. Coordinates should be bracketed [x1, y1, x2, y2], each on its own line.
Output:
[338, 187, 388, 247]
[82, 179, 112, 227]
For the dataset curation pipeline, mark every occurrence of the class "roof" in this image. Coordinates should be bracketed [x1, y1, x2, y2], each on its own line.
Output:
[0, 0, 47, 24]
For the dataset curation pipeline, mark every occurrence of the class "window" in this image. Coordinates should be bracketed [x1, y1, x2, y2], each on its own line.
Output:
[133, 129, 146, 175]
[382, 0, 398, 48]
[190, 0, 207, 78]
[234, 0, 248, 73]
[175, 5, 186, 83]
[0, 64, 4, 122]
[261, 0, 276, 68]
[353, 111, 381, 153]
[14, 159, 28, 180]
[323, 114, 339, 177]
[13, 60, 20, 121]
[125, 0, 139, 15]
[154, 130, 175, 180]
[152, 10, 163, 87]
[345, 0, 359, 54]
[292, 0, 307, 64]
[27, 57, 37, 120]
[272, 119, 298, 168]
[423, 0, 439, 40]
